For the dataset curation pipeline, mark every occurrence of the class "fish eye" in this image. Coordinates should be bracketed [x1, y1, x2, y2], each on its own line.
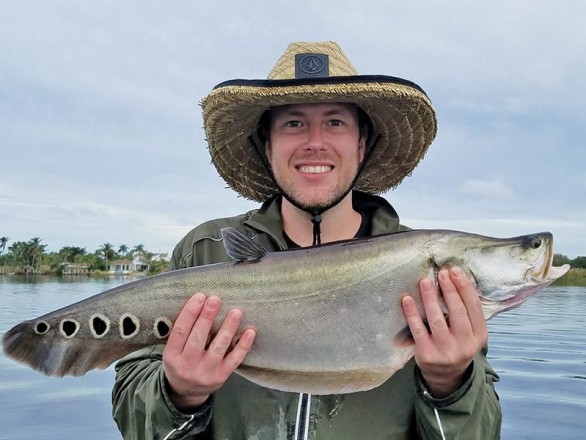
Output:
[526, 236, 542, 249]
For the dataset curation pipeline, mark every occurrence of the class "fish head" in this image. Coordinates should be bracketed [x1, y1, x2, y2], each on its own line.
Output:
[431, 231, 570, 320]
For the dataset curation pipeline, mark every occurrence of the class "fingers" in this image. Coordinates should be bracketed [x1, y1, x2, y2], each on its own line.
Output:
[162, 294, 255, 409]
[221, 327, 256, 374]
[165, 293, 255, 373]
[182, 295, 222, 365]
[437, 268, 471, 337]
[421, 275, 451, 339]
[164, 293, 206, 357]
[401, 290, 432, 348]
[402, 268, 488, 397]
[446, 267, 488, 343]
[401, 267, 487, 344]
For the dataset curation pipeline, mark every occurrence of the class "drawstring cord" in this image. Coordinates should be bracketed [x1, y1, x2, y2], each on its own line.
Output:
[311, 214, 322, 246]
[434, 408, 447, 440]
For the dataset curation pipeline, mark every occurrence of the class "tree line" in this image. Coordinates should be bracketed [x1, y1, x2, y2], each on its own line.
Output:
[553, 253, 586, 270]
[0, 236, 169, 275]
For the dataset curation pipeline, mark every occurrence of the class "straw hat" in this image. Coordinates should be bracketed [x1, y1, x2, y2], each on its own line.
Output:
[201, 41, 437, 202]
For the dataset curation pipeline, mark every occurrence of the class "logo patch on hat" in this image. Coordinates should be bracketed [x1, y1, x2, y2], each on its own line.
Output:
[295, 53, 329, 78]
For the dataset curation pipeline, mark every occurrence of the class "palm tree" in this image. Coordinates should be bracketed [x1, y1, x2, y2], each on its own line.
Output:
[100, 242, 115, 269]
[8, 241, 27, 265]
[0, 236, 9, 255]
[118, 244, 129, 258]
[27, 237, 46, 270]
[132, 244, 146, 255]
[59, 246, 87, 263]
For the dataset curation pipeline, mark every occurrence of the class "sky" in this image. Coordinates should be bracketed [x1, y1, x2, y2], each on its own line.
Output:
[1, 1, 584, 259]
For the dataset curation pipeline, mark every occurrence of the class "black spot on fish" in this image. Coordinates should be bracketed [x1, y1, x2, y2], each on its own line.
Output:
[92, 316, 109, 337]
[35, 321, 49, 335]
[154, 319, 171, 339]
[122, 317, 137, 336]
[120, 314, 139, 338]
[61, 320, 79, 338]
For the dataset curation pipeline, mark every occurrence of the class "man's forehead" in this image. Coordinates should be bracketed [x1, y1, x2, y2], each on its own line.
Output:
[271, 102, 358, 116]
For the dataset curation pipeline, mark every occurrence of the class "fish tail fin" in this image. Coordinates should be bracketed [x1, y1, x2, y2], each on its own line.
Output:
[2, 321, 146, 377]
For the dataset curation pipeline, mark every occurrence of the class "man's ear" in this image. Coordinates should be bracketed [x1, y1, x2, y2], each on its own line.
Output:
[358, 137, 366, 162]
[265, 141, 272, 163]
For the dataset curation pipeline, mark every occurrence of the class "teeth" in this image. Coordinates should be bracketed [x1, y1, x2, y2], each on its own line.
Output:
[299, 165, 331, 174]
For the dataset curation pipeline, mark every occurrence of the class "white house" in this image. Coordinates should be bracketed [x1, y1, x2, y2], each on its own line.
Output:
[108, 254, 149, 274]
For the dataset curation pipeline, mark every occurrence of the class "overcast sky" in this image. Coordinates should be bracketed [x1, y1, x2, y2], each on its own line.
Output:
[1, 1, 584, 259]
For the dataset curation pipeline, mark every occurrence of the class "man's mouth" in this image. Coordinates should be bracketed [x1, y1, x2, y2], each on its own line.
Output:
[297, 165, 333, 174]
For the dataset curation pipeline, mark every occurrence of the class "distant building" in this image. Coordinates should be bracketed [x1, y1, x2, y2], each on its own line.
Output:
[151, 252, 169, 262]
[109, 254, 149, 274]
[61, 263, 90, 276]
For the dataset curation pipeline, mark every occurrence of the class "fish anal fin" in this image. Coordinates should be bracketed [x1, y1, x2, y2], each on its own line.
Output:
[236, 364, 394, 395]
[220, 227, 268, 261]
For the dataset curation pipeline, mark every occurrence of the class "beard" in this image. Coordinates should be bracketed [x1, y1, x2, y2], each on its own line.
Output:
[272, 159, 360, 214]
[278, 183, 353, 214]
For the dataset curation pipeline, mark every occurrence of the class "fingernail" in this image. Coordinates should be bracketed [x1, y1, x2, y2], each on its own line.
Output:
[192, 293, 205, 304]
[450, 266, 462, 277]
[229, 309, 242, 323]
[421, 278, 434, 289]
[207, 296, 220, 308]
[244, 328, 256, 343]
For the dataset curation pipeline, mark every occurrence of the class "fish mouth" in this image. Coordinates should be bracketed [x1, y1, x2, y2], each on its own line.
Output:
[498, 282, 551, 310]
[480, 238, 570, 316]
[496, 261, 567, 313]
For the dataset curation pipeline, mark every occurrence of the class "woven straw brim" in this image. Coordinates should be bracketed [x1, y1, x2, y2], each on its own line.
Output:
[201, 76, 437, 202]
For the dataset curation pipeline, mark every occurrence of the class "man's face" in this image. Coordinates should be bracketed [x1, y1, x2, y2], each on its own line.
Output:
[265, 102, 366, 212]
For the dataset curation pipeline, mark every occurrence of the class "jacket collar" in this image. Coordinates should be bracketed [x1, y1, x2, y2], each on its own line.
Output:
[244, 191, 401, 249]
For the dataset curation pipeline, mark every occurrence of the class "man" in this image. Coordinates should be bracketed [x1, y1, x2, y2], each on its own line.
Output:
[112, 41, 502, 439]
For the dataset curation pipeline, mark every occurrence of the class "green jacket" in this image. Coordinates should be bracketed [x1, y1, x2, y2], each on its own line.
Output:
[112, 192, 502, 439]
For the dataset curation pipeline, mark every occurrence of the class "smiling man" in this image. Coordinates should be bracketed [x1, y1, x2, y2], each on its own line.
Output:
[112, 41, 502, 440]
[266, 102, 366, 246]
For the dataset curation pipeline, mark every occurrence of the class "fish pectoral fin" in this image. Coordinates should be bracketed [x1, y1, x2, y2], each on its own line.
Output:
[2, 321, 146, 377]
[221, 227, 268, 261]
[235, 364, 393, 395]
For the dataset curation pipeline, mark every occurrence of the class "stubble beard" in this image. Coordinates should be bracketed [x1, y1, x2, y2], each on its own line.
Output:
[275, 167, 359, 214]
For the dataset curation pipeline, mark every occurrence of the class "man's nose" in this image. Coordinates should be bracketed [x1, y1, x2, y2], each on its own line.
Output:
[305, 125, 326, 151]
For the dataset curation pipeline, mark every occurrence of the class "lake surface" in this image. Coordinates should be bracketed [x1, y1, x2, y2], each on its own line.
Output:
[0, 277, 585, 439]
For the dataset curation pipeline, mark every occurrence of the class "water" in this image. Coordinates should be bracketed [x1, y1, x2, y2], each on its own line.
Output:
[0, 278, 585, 439]
[487, 285, 586, 439]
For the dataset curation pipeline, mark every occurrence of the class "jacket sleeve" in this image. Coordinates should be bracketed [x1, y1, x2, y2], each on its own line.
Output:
[414, 347, 502, 439]
[112, 345, 212, 440]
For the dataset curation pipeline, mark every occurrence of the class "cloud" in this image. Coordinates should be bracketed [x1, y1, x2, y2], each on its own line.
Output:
[461, 178, 516, 200]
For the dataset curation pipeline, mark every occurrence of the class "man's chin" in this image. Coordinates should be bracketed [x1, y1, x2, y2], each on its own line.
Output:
[283, 190, 348, 214]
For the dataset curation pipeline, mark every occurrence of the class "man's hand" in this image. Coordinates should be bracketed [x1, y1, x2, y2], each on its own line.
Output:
[401, 266, 488, 398]
[163, 293, 256, 411]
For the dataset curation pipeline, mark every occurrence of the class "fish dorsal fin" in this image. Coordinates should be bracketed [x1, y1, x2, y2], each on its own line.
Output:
[220, 227, 268, 261]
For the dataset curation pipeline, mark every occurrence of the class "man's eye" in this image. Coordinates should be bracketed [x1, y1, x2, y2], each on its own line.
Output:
[285, 121, 301, 127]
[329, 119, 343, 126]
